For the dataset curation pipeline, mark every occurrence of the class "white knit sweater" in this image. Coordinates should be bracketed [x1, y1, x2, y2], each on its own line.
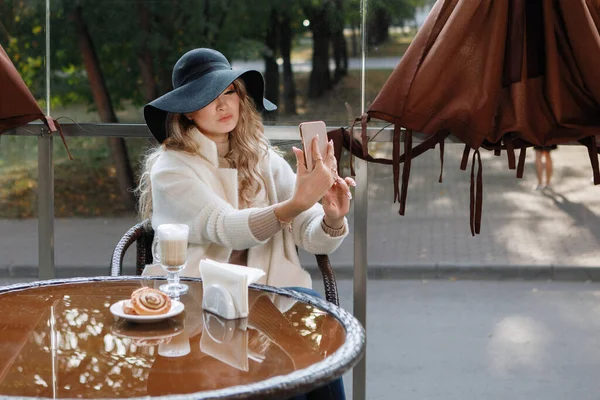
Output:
[144, 128, 348, 289]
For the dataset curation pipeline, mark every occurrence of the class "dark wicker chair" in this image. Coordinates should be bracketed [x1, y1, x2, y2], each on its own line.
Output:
[110, 220, 340, 305]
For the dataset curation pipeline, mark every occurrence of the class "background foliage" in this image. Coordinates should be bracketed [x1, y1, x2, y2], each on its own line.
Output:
[0, 0, 430, 218]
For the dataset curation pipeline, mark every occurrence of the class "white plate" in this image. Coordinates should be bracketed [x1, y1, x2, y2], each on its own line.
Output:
[110, 299, 185, 323]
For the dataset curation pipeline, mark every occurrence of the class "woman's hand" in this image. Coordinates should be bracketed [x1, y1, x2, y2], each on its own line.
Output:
[322, 175, 356, 228]
[290, 136, 336, 212]
[275, 136, 355, 225]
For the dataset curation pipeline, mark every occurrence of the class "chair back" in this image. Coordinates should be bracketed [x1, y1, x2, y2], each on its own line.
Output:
[111, 220, 339, 305]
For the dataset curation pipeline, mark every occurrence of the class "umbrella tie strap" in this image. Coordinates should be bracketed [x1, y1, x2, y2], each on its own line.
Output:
[348, 118, 358, 176]
[588, 136, 600, 185]
[399, 129, 413, 215]
[392, 124, 401, 203]
[516, 147, 527, 178]
[593, 137, 600, 185]
[360, 113, 369, 156]
[469, 149, 483, 236]
[460, 144, 470, 170]
[577, 136, 600, 185]
[44, 116, 73, 160]
[505, 135, 516, 169]
[438, 132, 445, 183]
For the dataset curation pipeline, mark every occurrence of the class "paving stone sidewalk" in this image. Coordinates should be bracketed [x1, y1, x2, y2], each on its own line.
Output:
[1, 145, 599, 280]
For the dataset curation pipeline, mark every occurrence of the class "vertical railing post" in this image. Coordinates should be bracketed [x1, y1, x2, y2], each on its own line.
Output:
[353, 158, 368, 400]
[352, 0, 369, 399]
[38, 0, 55, 280]
[38, 130, 55, 279]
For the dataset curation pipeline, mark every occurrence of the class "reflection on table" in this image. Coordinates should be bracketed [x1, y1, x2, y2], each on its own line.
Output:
[0, 278, 357, 399]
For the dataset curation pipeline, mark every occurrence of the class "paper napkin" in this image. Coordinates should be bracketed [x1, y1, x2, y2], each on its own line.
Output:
[199, 259, 265, 320]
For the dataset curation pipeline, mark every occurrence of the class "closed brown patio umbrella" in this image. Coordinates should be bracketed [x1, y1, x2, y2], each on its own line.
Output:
[331, 0, 600, 235]
[0, 44, 71, 156]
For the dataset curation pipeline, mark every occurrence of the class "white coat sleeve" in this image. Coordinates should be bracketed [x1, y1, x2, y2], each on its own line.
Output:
[151, 166, 270, 250]
[269, 150, 348, 254]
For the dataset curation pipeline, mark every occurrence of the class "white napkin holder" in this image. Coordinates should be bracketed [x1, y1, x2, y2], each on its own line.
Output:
[200, 259, 265, 320]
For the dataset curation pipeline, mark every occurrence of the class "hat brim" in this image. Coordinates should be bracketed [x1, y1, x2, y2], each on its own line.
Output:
[144, 69, 276, 142]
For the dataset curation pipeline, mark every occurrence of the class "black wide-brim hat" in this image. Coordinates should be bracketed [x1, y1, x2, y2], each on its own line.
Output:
[144, 48, 277, 143]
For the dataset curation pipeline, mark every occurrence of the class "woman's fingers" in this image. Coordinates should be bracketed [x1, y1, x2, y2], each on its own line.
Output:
[312, 135, 324, 165]
[292, 146, 308, 174]
[333, 177, 353, 200]
[326, 139, 335, 159]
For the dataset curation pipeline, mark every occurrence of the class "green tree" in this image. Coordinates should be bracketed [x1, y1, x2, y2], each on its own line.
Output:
[302, 0, 334, 98]
[1, 0, 277, 209]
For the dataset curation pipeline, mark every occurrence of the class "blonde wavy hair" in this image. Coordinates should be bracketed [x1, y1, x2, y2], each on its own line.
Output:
[136, 79, 270, 221]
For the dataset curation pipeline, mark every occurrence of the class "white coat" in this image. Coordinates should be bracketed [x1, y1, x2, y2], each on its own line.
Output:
[144, 128, 348, 288]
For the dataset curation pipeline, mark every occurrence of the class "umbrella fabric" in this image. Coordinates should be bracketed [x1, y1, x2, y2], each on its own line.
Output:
[0, 45, 46, 132]
[331, 0, 600, 235]
[0, 44, 71, 158]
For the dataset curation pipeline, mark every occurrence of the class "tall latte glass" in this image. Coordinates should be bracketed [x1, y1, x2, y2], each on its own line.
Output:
[153, 224, 190, 297]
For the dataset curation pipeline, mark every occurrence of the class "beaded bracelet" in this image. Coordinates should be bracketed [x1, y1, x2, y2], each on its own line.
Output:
[278, 218, 293, 233]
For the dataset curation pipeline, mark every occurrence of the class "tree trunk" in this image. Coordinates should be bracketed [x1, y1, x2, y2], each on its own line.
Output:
[308, 12, 331, 98]
[331, 0, 347, 84]
[368, 7, 391, 46]
[0, 0, 13, 41]
[0, 20, 10, 42]
[331, 30, 348, 83]
[136, 2, 158, 102]
[263, 9, 279, 121]
[352, 25, 359, 57]
[72, 6, 136, 211]
[279, 14, 296, 115]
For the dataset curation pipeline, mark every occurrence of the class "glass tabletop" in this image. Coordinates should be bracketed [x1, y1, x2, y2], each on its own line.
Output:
[0, 277, 363, 399]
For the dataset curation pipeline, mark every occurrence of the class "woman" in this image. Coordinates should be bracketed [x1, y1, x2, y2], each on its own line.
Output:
[138, 48, 354, 290]
[138, 48, 352, 399]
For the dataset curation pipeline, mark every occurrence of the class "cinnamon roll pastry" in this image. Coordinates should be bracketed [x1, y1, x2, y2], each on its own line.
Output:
[122, 299, 137, 315]
[131, 288, 172, 315]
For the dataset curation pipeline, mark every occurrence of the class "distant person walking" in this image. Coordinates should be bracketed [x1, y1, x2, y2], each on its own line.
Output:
[534, 145, 557, 190]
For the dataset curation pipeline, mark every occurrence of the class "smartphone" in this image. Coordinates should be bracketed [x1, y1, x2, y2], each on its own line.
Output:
[299, 121, 328, 171]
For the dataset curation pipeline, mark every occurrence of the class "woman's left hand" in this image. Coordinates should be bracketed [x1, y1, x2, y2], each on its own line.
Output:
[322, 174, 356, 224]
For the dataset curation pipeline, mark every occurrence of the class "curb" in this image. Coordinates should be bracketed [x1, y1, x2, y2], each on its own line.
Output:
[311, 265, 600, 282]
[2, 264, 600, 282]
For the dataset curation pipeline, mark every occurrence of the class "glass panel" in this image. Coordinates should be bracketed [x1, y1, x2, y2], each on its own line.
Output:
[0, 0, 46, 281]
[0, 136, 40, 279]
[46, 0, 367, 127]
[367, 143, 600, 269]
[362, 1, 431, 270]
[47, 0, 365, 276]
[53, 137, 149, 277]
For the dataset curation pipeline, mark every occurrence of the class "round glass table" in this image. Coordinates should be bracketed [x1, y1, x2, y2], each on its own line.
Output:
[0, 276, 364, 399]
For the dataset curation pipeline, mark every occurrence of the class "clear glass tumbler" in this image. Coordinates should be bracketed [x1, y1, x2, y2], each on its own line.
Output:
[152, 223, 190, 297]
